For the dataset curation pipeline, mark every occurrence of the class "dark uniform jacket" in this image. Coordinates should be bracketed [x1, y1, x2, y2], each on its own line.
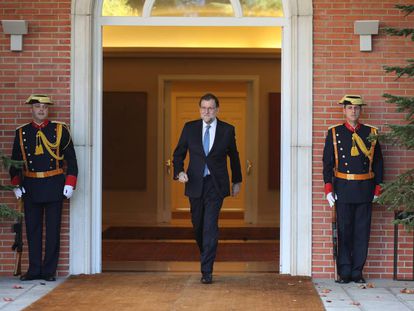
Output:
[323, 122, 384, 204]
[10, 120, 78, 203]
[173, 118, 242, 199]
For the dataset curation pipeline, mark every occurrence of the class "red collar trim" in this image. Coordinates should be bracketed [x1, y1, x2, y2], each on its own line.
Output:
[31, 120, 49, 129]
[345, 121, 361, 132]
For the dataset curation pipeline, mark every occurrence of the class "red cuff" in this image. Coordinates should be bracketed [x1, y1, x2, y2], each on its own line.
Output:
[374, 185, 381, 196]
[65, 175, 77, 188]
[324, 183, 333, 195]
[11, 176, 21, 186]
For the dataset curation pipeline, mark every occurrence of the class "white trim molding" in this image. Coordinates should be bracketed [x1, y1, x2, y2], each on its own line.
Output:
[279, 0, 313, 276]
[70, 0, 313, 276]
[70, 2, 95, 274]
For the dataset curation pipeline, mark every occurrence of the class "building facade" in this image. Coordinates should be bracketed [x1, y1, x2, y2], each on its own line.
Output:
[0, 0, 413, 279]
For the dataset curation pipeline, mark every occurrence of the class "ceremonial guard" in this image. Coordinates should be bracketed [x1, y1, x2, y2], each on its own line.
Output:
[10, 95, 78, 281]
[323, 95, 384, 283]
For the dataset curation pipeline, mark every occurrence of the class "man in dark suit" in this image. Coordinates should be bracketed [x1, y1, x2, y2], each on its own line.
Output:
[173, 93, 242, 284]
[323, 95, 383, 284]
[10, 94, 78, 282]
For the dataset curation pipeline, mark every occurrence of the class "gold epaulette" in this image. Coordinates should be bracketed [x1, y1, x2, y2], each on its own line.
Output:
[52, 121, 70, 131]
[328, 124, 342, 130]
[51, 120, 67, 126]
[52, 121, 72, 150]
[364, 123, 378, 130]
[16, 122, 30, 130]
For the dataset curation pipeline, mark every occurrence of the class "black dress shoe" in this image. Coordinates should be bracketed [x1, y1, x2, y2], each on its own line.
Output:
[43, 274, 56, 282]
[352, 277, 366, 283]
[335, 277, 350, 284]
[200, 274, 212, 284]
[20, 273, 41, 281]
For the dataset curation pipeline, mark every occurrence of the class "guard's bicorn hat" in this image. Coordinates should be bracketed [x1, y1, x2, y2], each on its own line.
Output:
[25, 94, 54, 105]
[338, 95, 365, 106]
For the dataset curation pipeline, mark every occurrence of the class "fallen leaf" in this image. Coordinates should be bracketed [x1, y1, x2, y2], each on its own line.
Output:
[367, 283, 375, 288]
[401, 288, 414, 294]
[320, 294, 326, 297]
[13, 285, 23, 289]
[3, 297, 14, 302]
[288, 283, 295, 286]
[351, 301, 361, 306]
[320, 288, 332, 293]
[326, 300, 332, 303]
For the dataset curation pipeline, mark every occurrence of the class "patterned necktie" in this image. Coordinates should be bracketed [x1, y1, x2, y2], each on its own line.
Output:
[203, 125, 210, 176]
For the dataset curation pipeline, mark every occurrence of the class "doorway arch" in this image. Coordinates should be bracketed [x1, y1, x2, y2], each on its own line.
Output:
[70, 0, 313, 276]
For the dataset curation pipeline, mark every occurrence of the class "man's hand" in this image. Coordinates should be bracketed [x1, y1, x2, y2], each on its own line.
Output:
[178, 172, 189, 183]
[63, 185, 74, 199]
[326, 192, 337, 208]
[13, 187, 25, 199]
[232, 183, 241, 197]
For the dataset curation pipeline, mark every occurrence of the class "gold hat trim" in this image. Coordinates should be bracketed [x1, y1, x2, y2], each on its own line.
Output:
[25, 94, 54, 105]
[338, 95, 365, 106]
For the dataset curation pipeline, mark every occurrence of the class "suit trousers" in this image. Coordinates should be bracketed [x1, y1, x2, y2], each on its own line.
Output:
[24, 199, 63, 276]
[336, 202, 372, 279]
[189, 176, 224, 274]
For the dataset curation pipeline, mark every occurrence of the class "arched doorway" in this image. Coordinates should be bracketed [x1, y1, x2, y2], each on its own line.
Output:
[70, 0, 313, 276]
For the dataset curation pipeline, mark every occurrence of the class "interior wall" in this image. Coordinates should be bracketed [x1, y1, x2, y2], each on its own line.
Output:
[103, 55, 281, 226]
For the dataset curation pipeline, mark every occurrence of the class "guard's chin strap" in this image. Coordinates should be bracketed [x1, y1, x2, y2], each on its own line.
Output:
[34, 123, 63, 160]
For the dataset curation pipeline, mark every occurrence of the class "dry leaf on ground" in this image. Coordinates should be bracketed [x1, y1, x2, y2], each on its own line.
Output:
[320, 288, 332, 293]
[3, 297, 14, 302]
[401, 288, 414, 294]
[358, 283, 375, 289]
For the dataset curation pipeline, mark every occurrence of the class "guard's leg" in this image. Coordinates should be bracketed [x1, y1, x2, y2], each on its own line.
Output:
[336, 202, 355, 280]
[24, 200, 44, 276]
[42, 200, 63, 277]
[351, 202, 372, 280]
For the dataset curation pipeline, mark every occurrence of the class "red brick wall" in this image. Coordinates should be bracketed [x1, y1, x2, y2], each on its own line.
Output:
[0, 1, 71, 276]
[313, 0, 414, 278]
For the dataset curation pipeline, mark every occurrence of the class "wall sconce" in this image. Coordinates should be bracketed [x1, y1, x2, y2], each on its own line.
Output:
[354, 20, 379, 52]
[1, 20, 28, 52]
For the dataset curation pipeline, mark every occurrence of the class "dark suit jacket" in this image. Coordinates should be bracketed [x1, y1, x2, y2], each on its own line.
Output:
[323, 123, 383, 203]
[10, 121, 78, 203]
[173, 118, 242, 199]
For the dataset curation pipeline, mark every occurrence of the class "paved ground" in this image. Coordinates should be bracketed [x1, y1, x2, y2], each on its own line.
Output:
[314, 279, 414, 310]
[0, 277, 64, 311]
[2, 275, 414, 310]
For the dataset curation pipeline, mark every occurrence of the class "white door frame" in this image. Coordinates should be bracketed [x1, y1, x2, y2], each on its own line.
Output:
[70, 0, 313, 276]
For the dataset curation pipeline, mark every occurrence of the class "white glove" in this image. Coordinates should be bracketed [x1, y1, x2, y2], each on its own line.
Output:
[232, 183, 241, 196]
[326, 192, 337, 208]
[178, 172, 189, 183]
[13, 187, 25, 199]
[63, 185, 74, 199]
